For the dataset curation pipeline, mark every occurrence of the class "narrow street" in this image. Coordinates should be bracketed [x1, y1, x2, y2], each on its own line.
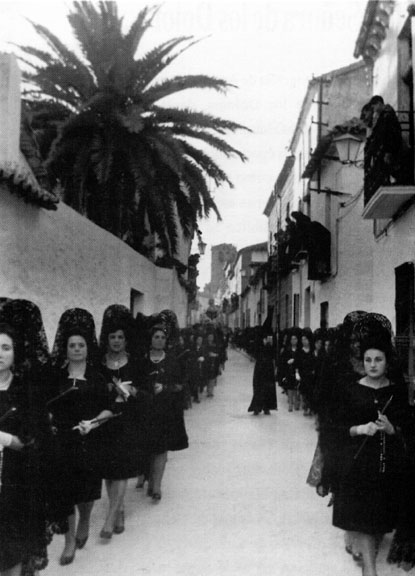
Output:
[44, 349, 400, 576]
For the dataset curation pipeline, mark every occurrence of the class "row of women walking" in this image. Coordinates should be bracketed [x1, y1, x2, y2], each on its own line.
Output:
[303, 312, 415, 576]
[244, 316, 415, 575]
[175, 326, 228, 404]
[0, 300, 189, 576]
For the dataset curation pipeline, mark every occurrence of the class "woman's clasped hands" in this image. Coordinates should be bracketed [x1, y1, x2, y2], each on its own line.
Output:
[73, 420, 100, 435]
[356, 413, 395, 436]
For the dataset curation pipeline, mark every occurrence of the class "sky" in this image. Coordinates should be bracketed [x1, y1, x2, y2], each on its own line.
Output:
[0, 0, 368, 286]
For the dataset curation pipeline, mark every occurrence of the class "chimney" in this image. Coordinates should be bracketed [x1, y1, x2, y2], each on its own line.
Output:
[0, 53, 21, 166]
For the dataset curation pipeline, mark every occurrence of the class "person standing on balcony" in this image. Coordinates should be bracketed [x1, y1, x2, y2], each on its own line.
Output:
[362, 95, 407, 204]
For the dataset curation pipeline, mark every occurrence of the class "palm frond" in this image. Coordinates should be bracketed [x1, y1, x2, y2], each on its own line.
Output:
[172, 125, 248, 162]
[179, 139, 233, 188]
[182, 158, 221, 220]
[138, 37, 204, 89]
[68, 2, 125, 88]
[150, 106, 251, 135]
[27, 20, 90, 70]
[125, 5, 160, 56]
[12, 44, 55, 67]
[133, 37, 194, 90]
[142, 75, 235, 104]
[144, 130, 185, 177]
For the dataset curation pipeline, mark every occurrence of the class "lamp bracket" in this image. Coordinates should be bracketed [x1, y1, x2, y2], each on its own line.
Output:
[308, 187, 351, 197]
[312, 119, 329, 127]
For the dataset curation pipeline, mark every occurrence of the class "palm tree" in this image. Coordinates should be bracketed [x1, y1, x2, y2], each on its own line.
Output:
[17, 2, 249, 256]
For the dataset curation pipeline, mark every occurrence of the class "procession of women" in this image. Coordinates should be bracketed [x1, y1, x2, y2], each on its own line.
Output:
[1, 295, 415, 576]
[242, 311, 415, 576]
[0, 299, 228, 576]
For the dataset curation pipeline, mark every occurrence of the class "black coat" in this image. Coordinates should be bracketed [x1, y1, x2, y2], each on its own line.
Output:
[248, 343, 277, 412]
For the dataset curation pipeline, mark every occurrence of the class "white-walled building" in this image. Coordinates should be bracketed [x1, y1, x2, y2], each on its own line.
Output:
[353, 0, 415, 385]
[264, 61, 373, 330]
[222, 242, 268, 330]
[0, 53, 190, 342]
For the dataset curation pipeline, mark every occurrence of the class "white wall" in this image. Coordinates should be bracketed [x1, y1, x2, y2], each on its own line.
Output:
[371, 203, 415, 328]
[0, 185, 188, 344]
[372, 1, 407, 106]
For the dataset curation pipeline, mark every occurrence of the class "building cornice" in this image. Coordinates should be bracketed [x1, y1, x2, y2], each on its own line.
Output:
[264, 155, 295, 215]
[0, 156, 59, 210]
[354, 0, 394, 62]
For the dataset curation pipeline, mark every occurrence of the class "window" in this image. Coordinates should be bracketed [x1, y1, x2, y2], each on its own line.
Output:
[308, 125, 312, 157]
[320, 301, 329, 329]
[130, 289, 144, 317]
[304, 287, 311, 327]
[293, 293, 300, 326]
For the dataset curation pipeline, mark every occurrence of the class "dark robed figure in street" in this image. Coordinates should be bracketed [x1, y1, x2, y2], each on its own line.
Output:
[248, 331, 277, 415]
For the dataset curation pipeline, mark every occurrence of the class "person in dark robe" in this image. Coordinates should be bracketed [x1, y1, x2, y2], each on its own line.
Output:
[248, 331, 277, 415]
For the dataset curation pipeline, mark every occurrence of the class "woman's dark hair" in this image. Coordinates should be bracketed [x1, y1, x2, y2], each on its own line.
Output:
[105, 324, 127, 345]
[149, 324, 167, 339]
[360, 338, 393, 364]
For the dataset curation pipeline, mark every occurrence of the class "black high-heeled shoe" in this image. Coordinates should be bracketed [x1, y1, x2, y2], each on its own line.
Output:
[99, 528, 113, 540]
[152, 492, 161, 501]
[60, 545, 76, 566]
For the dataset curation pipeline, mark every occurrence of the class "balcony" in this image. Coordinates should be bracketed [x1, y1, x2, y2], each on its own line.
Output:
[362, 185, 415, 219]
[363, 109, 415, 217]
[272, 213, 331, 281]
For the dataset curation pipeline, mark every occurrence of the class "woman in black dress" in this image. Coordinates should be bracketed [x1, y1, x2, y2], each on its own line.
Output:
[48, 311, 112, 565]
[332, 336, 413, 576]
[173, 331, 191, 409]
[99, 304, 150, 538]
[0, 322, 51, 576]
[188, 334, 207, 403]
[248, 331, 277, 415]
[298, 330, 316, 416]
[278, 330, 301, 412]
[141, 325, 188, 501]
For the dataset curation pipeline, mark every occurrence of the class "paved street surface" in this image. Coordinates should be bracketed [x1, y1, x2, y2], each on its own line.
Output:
[44, 349, 401, 576]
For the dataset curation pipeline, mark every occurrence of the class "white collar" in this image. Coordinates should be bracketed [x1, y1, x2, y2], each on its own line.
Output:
[0, 371, 13, 391]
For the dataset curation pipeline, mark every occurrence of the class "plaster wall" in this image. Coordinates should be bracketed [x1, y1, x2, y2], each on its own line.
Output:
[325, 64, 372, 127]
[371, 203, 415, 329]
[0, 54, 20, 163]
[308, 189, 374, 328]
[0, 186, 188, 344]
[372, 1, 409, 106]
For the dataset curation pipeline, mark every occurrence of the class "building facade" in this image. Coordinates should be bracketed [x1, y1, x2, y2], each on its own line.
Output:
[264, 61, 373, 331]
